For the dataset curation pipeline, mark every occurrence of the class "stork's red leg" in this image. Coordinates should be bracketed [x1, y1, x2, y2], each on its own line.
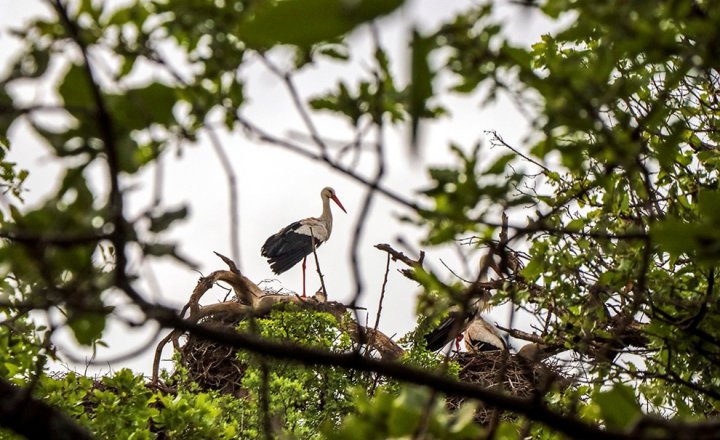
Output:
[455, 334, 463, 352]
[301, 256, 307, 298]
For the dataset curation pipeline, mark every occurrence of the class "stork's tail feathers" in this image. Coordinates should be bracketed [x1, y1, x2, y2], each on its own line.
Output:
[264, 246, 307, 274]
[424, 311, 466, 351]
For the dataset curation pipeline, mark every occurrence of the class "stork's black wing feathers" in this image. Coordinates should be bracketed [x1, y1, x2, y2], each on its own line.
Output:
[424, 310, 473, 351]
[466, 337, 506, 352]
[261, 221, 322, 274]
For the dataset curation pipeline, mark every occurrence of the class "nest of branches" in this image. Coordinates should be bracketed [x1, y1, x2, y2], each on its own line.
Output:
[178, 314, 249, 397]
[153, 250, 569, 426]
[447, 351, 569, 425]
[152, 253, 404, 396]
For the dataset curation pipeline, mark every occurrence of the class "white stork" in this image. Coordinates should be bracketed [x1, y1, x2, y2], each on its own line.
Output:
[463, 316, 507, 352]
[424, 290, 491, 352]
[261, 187, 347, 297]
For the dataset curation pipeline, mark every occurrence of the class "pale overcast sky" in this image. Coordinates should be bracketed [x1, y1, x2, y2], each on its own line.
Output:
[0, 0, 559, 375]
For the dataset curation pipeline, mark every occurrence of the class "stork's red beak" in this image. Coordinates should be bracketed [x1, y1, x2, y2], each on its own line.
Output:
[331, 195, 347, 213]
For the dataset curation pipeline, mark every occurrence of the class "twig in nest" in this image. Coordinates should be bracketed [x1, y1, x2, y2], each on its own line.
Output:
[214, 251, 240, 274]
[152, 330, 177, 384]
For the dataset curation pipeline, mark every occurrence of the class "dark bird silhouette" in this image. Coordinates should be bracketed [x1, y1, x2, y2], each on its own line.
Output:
[261, 187, 346, 297]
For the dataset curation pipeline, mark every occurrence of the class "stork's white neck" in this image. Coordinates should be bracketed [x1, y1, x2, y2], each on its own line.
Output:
[319, 194, 333, 236]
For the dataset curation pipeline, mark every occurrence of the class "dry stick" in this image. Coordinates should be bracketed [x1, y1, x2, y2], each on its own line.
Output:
[365, 253, 391, 359]
[489, 130, 551, 174]
[372, 253, 391, 334]
[258, 55, 328, 158]
[309, 229, 328, 298]
[495, 325, 546, 345]
[152, 330, 177, 384]
[374, 243, 422, 268]
[440, 258, 472, 283]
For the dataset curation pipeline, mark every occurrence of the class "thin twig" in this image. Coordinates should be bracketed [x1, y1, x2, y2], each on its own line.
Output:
[440, 258, 472, 283]
[207, 128, 242, 269]
[258, 55, 329, 158]
[372, 253, 391, 334]
[488, 130, 551, 173]
[365, 253, 391, 357]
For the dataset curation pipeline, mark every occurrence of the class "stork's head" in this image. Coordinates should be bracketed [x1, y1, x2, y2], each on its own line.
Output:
[321, 187, 347, 213]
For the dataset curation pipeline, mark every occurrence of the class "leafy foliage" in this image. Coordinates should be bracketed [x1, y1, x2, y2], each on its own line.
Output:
[234, 307, 360, 438]
[1, 0, 720, 439]
[329, 386, 482, 439]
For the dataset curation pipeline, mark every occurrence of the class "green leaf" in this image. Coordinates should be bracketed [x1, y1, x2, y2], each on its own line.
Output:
[493, 421, 520, 440]
[486, 153, 514, 175]
[594, 384, 641, 430]
[68, 312, 106, 346]
[124, 83, 176, 128]
[0, 88, 20, 137]
[59, 63, 94, 109]
[106, 82, 177, 134]
[449, 402, 484, 437]
[408, 29, 434, 154]
[238, 0, 405, 49]
[148, 206, 188, 233]
[387, 388, 425, 435]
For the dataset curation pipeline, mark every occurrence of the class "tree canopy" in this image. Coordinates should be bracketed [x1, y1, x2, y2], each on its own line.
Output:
[1, 0, 720, 439]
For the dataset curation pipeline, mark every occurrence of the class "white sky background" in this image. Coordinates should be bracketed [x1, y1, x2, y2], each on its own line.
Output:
[0, 0, 559, 375]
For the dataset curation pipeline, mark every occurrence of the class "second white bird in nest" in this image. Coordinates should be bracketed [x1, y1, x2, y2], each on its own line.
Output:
[463, 316, 507, 352]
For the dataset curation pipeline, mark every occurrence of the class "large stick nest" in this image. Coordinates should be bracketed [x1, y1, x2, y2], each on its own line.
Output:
[153, 252, 571, 426]
[447, 351, 571, 425]
[152, 253, 404, 395]
[175, 299, 377, 397]
[178, 314, 250, 397]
